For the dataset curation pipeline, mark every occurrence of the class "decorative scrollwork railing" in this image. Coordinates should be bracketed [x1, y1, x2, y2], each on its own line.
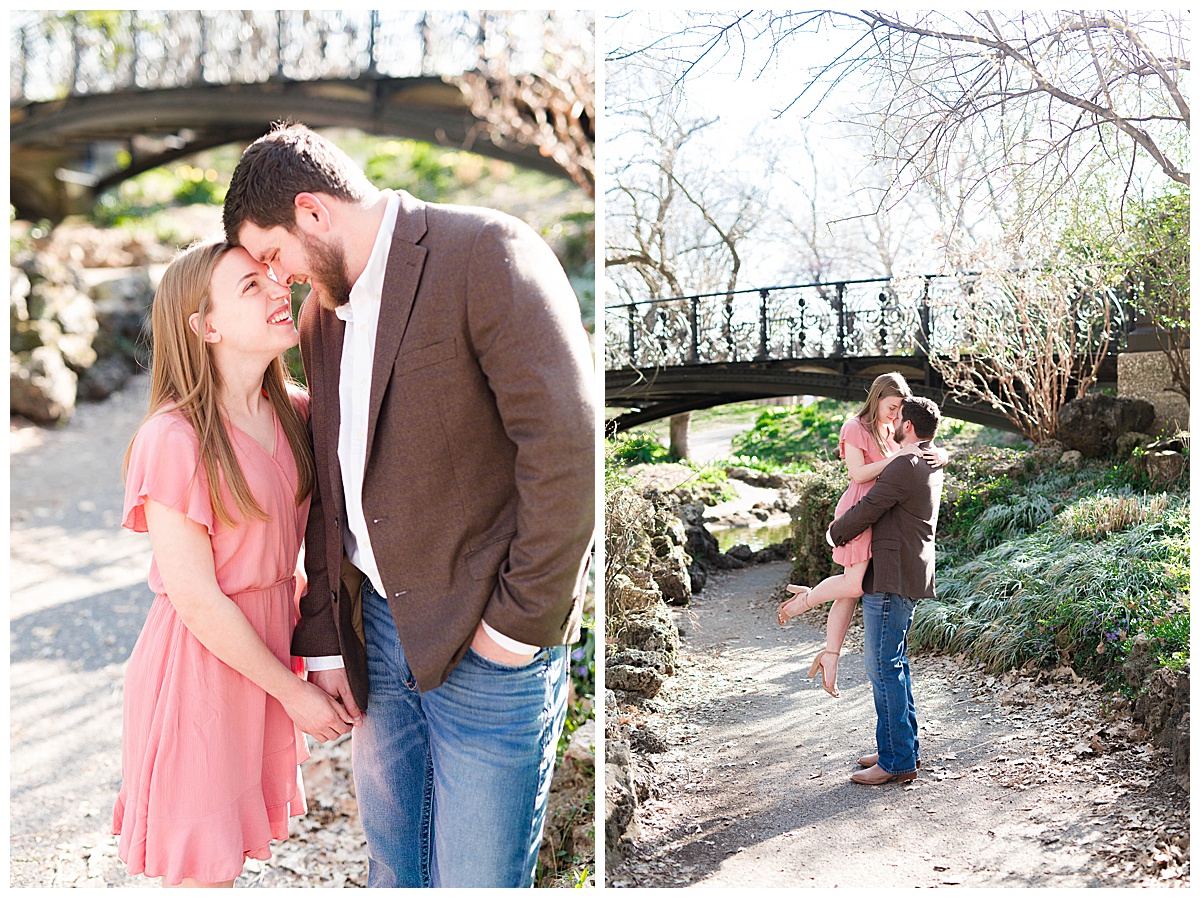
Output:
[10, 10, 584, 102]
[604, 273, 1132, 371]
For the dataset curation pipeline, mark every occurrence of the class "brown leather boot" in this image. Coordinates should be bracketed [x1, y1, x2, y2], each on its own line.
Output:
[858, 753, 920, 769]
[850, 763, 917, 785]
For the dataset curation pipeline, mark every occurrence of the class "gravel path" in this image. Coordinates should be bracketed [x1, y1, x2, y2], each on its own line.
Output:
[608, 561, 1189, 888]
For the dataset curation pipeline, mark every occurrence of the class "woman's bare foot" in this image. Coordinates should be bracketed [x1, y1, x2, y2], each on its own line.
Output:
[777, 584, 812, 625]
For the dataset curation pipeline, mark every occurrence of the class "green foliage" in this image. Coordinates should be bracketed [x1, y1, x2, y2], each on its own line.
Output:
[678, 460, 738, 501]
[1125, 189, 1189, 326]
[913, 467, 1189, 689]
[608, 431, 669, 465]
[966, 494, 1055, 548]
[171, 164, 225, 206]
[603, 440, 636, 493]
[785, 457, 845, 587]
[939, 474, 1016, 548]
[364, 140, 460, 197]
[727, 453, 810, 477]
[562, 614, 595, 754]
[1131, 609, 1191, 673]
[729, 399, 855, 467]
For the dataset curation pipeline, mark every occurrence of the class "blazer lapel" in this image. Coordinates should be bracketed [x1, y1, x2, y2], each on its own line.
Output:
[317, 305, 348, 519]
[365, 198, 428, 464]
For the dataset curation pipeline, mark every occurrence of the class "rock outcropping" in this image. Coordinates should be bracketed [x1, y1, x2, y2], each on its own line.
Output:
[11, 222, 169, 425]
[1057, 392, 1156, 458]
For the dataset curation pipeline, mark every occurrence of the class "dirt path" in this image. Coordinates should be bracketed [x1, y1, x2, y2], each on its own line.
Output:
[608, 562, 1188, 888]
[9, 376, 365, 887]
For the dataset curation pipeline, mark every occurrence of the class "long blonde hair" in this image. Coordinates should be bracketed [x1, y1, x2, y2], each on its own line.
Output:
[856, 372, 913, 456]
[123, 240, 315, 528]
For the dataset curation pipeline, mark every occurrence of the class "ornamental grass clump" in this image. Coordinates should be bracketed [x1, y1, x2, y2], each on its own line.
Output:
[1057, 491, 1172, 540]
[913, 495, 1188, 687]
[966, 493, 1056, 547]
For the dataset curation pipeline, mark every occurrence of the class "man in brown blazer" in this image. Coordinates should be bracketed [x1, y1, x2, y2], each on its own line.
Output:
[828, 396, 943, 786]
[222, 124, 595, 887]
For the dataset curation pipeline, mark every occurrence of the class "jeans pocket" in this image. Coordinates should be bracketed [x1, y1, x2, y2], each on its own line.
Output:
[465, 646, 543, 672]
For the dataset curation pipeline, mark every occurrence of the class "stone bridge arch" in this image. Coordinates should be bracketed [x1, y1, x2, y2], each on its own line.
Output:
[10, 10, 594, 221]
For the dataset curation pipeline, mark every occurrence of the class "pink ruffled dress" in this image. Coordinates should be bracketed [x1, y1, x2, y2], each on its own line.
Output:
[831, 415, 898, 567]
[113, 396, 312, 885]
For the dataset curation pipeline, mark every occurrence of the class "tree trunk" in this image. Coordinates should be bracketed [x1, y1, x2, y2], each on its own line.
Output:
[669, 412, 691, 461]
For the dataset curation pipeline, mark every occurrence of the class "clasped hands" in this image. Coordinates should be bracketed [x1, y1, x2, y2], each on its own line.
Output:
[295, 620, 535, 742]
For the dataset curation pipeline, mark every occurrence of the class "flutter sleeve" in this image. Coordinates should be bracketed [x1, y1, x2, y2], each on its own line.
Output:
[288, 385, 310, 423]
[122, 413, 215, 535]
[839, 416, 874, 460]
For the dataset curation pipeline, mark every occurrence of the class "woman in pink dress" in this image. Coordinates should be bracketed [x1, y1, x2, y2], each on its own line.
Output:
[776, 373, 946, 697]
[114, 240, 357, 887]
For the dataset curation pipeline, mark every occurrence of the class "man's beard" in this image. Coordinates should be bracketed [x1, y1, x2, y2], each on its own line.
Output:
[299, 230, 353, 311]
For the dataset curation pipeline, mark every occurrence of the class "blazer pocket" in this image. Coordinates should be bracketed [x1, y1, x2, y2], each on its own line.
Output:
[396, 337, 457, 374]
[466, 530, 516, 581]
[873, 538, 901, 552]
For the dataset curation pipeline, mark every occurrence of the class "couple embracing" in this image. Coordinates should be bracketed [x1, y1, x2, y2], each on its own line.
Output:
[112, 124, 595, 887]
[777, 374, 945, 785]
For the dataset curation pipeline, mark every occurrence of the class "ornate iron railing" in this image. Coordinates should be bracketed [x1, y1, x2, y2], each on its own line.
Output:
[604, 273, 1132, 370]
[10, 10, 589, 102]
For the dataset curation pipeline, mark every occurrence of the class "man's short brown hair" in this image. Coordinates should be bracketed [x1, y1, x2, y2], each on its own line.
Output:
[900, 396, 941, 440]
[222, 122, 373, 243]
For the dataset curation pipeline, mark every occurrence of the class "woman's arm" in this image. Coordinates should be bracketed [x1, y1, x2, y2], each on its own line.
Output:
[845, 442, 894, 484]
[144, 499, 358, 742]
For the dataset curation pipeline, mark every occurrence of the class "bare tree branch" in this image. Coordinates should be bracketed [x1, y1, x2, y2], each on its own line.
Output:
[455, 11, 595, 196]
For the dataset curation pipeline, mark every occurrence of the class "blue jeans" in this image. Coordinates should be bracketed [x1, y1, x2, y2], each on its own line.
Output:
[861, 592, 919, 775]
[353, 577, 568, 887]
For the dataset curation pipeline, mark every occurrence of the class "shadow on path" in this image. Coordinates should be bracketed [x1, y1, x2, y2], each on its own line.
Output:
[609, 561, 1184, 888]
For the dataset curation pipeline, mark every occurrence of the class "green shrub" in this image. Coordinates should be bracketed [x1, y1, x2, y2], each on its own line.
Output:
[785, 458, 846, 587]
[728, 453, 810, 477]
[730, 400, 853, 467]
[674, 462, 737, 503]
[608, 431, 668, 465]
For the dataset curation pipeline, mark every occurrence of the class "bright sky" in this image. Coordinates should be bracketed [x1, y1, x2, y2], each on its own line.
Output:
[604, 10, 945, 286]
[604, 9, 1187, 290]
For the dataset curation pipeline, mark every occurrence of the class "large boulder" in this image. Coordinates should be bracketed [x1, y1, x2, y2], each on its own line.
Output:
[643, 490, 693, 606]
[1057, 393, 1156, 457]
[11, 345, 78, 425]
[88, 267, 155, 373]
[10, 240, 156, 421]
[618, 603, 680, 662]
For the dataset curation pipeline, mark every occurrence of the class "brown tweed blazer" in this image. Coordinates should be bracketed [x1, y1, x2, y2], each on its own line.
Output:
[827, 444, 944, 599]
[291, 190, 596, 704]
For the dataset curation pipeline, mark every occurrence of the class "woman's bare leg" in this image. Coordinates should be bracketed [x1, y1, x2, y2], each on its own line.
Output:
[790, 561, 867, 697]
[778, 559, 867, 623]
[164, 877, 236, 888]
[816, 595, 858, 697]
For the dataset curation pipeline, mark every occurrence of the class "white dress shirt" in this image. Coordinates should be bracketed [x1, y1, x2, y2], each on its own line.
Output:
[307, 191, 534, 672]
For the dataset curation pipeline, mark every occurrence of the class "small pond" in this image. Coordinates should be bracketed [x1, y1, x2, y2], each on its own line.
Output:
[711, 521, 793, 553]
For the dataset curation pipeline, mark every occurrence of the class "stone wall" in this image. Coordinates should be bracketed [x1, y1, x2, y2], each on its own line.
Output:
[11, 222, 171, 425]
